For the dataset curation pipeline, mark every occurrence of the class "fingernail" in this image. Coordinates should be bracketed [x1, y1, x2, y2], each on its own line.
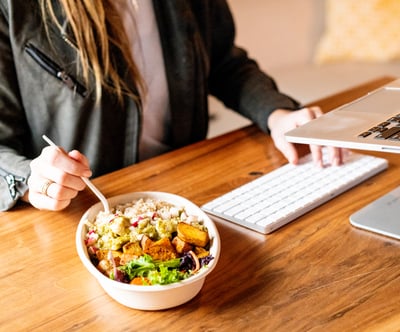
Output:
[332, 157, 340, 166]
[83, 170, 92, 178]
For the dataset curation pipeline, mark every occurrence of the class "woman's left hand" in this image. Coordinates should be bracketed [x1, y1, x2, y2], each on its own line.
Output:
[268, 106, 347, 166]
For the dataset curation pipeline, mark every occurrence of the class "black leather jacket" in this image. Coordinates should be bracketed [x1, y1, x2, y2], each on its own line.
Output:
[0, 0, 299, 210]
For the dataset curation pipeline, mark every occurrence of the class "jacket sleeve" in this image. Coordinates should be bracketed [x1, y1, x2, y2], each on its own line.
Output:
[0, 3, 31, 211]
[207, 0, 300, 133]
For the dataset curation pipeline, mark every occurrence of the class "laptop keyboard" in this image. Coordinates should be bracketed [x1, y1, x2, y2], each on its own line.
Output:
[358, 113, 400, 140]
[201, 151, 388, 234]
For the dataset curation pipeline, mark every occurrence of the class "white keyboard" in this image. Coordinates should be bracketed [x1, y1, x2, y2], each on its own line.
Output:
[202, 151, 388, 234]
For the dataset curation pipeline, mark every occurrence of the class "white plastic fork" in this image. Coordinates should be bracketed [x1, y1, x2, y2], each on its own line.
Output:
[42, 135, 110, 213]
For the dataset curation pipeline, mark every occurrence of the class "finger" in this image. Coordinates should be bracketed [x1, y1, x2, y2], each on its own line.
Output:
[30, 152, 87, 191]
[283, 142, 300, 165]
[68, 150, 92, 172]
[276, 142, 299, 165]
[28, 190, 72, 211]
[28, 167, 86, 193]
[309, 106, 323, 117]
[269, 107, 325, 165]
[42, 146, 92, 177]
[328, 147, 351, 166]
[271, 129, 299, 164]
[27, 176, 77, 211]
[28, 176, 80, 200]
[30, 162, 86, 192]
[294, 107, 322, 125]
[309, 144, 324, 167]
[328, 147, 340, 166]
[45, 181, 79, 200]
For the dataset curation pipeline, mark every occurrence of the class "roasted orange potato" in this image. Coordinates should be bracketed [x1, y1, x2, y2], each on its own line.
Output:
[177, 222, 209, 247]
[172, 236, 193, 254]
[144, 237, 178, 261]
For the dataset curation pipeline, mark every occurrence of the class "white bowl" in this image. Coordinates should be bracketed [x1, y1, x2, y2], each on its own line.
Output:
[76, 191, 220, 310]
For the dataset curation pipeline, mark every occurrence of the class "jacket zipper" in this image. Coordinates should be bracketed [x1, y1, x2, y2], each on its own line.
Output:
[25, 43, 87, 97]
[0, 168, 25, 200]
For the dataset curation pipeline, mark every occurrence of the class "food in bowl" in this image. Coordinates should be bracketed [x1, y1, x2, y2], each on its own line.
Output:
[76, 192, 220, 310]
[85, 197, 214, 285]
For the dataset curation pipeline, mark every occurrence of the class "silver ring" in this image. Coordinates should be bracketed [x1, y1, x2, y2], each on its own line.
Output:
[40, 180, 53, 196]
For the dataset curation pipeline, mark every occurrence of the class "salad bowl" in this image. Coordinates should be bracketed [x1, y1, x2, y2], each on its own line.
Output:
[76, 191, 220, 310]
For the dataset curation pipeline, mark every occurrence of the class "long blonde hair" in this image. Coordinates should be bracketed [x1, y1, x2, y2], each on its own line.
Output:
[41, 0, 143, 104]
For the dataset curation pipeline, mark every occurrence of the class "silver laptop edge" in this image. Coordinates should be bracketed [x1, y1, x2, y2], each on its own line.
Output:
[285, 78, 400, 154]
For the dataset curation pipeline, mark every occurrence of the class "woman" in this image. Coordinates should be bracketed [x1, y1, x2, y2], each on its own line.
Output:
[0, 0, 342, 211]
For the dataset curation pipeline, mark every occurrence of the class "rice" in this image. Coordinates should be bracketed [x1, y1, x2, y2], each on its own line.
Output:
[85, 198, 205, 250]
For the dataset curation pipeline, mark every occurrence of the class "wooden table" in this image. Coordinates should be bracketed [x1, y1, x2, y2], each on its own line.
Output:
[2, 77, 400, 332]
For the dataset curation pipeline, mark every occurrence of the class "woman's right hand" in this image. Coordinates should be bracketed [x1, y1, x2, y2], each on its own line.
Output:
[26, 146, 92, 211]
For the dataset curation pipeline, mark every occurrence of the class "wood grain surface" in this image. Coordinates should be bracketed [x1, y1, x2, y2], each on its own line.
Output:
[1, 77, 399, 332]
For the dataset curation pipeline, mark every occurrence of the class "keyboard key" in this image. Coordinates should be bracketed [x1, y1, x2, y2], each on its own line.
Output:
[375, 126, 400, 139]
[202, 151, 388, 234]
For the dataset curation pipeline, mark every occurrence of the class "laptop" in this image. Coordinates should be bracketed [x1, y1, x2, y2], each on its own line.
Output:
[349, 186, 400, 240]
[285, 78, 400, 239]
[285, 78, 400, 153]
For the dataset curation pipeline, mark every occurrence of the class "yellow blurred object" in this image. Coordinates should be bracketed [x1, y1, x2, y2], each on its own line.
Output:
[314, 0, 400, 64]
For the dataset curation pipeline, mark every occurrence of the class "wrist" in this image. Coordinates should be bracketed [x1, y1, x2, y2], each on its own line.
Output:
[267, 108, 290, 131]
[21, 190, 30, 203]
